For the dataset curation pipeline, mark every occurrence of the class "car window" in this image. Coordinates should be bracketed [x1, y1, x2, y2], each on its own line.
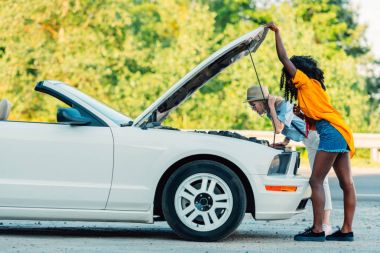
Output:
[57, 83, 132, 125]
[7, 93, 69, 124]
[6, 93, 103, 126]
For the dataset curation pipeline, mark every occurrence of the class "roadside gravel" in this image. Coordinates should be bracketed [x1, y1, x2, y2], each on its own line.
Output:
[0, 199, 379, 253]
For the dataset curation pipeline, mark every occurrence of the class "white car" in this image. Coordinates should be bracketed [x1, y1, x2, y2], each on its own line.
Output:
[0, 27, 310, 241]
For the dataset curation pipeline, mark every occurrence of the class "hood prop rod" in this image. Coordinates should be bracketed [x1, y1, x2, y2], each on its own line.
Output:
[247, 45, 277, 146]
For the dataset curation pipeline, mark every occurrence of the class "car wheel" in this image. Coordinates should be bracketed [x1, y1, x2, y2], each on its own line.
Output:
[162, 160, 247, 241]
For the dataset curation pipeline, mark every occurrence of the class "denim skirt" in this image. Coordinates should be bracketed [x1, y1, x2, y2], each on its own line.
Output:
[316, 120, 349, 153]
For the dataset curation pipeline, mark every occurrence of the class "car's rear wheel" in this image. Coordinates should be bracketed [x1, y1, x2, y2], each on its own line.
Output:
[162, 160, 246, 241]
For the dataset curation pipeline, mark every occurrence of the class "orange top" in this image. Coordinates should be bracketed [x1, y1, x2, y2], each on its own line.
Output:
[292, 69, 355, 157]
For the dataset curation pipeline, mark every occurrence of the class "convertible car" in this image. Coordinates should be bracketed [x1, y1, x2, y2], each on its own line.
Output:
[0, 26, 310, 241]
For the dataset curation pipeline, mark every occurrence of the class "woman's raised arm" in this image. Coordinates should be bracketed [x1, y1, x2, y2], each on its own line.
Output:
[265, 22, 297, 78]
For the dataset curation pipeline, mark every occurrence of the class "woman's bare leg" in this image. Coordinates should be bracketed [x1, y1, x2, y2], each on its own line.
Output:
[332, 152, 356, 233]
[309, 151, 338, 233]
[304, 133, 333, 227]
[323, 210, 331, 225]
[322, 177, 332, 225]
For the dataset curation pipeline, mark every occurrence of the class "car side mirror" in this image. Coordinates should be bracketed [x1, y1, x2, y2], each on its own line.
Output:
[57, 108, 91, 126]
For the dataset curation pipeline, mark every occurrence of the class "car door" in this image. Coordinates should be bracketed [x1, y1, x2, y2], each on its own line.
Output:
[0, 120, 113, 209]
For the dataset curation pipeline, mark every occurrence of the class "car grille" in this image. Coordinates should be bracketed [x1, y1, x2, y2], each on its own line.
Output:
[293, 152, 301, 175]
[296, 198, 309, 211]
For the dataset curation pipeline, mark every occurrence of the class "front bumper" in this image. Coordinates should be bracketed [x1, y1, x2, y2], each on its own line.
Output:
[252, 174, 311, 220]
[252, 151, 311, 220]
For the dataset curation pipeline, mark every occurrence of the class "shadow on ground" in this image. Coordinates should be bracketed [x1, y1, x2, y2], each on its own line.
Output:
[0, 225, 289, 242]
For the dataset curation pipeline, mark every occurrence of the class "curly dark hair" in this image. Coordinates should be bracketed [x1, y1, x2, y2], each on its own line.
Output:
[280, 55, 326, 102]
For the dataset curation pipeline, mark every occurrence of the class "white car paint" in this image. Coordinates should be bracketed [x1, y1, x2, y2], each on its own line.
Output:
[106, 127, 281, 211]
[0, 27, 311, 234]
[0, 121, 113, 209]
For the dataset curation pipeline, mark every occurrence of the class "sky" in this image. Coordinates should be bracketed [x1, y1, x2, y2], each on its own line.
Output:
[351, 0, 380, 59]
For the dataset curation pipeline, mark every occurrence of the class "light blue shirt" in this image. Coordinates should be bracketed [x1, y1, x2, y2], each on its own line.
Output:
[267, 100, 306, 142]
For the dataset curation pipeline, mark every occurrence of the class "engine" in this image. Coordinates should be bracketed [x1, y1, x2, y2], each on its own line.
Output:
[194, 130, 269, 146]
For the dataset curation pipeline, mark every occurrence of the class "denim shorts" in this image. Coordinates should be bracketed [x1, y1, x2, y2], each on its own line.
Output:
[316, 120, 349, 153]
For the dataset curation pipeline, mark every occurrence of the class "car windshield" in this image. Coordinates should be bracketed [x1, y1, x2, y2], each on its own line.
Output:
[56, 83, 132, 125]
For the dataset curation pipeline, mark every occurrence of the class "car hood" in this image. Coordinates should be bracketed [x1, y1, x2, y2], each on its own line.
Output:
[133, 26, 268, 127]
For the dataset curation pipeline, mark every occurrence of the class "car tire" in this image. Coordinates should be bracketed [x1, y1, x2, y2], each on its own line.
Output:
[162, 160, 247, 241]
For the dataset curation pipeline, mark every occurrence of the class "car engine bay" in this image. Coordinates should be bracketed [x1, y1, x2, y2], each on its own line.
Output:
[193, 130, 270, 146]
[145, 123, 271, 146]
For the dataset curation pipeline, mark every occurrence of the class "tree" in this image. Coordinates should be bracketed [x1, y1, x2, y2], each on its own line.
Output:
[0, 0, 378, 133]
[293, 0, 369, 57]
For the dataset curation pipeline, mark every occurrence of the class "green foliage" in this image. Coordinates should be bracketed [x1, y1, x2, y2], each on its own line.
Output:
[293, 0, 369, 57]
[202, 0, 257, 31]
[0, 0, 378, 132]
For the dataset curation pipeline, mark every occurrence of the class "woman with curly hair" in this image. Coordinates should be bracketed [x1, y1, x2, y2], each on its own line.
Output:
[266, 22, 356, 242]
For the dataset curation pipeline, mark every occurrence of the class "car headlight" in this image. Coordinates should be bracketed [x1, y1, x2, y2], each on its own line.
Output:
[268, 153, 292, 175]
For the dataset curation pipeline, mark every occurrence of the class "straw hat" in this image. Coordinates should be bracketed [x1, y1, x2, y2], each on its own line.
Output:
[246, 85, 269, 102]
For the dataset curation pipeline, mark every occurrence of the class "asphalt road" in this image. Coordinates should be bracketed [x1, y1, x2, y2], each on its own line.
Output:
[329, 174, 380, 201]
[0, 172, 379, 253]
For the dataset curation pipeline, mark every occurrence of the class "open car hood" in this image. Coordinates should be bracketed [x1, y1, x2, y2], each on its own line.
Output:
[133, 26, 268, 127]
